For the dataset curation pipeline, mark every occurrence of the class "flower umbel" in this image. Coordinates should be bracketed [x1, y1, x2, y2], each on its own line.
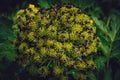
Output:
[13, 4, 99, 80]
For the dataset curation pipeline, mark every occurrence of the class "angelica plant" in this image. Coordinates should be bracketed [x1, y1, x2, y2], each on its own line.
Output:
[13, 4, 99, 80]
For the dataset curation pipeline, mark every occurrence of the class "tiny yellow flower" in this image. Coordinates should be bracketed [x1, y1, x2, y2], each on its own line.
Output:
[28, 21, 38, 30]
[36, 39, 44, 48]
[25, 47, 36, 55]
[50, 11, 56, 16]
[72, 51, 82, 58]
[12, 24, 19, 34]
[75, 14, 89, 23]
[90, 20, 93, 24]
[60, 53, 67, 62]
[29, 4, 35, 9]
[72, 24, 82, 33]
[53, 66, 63, 75]
[61, 13, 69, 22]
[52, 19, 60, 26]
[16, 10, 25, 15]
[70, 32, 79, 40]
[68, 16, 74, 23]
[32, 7, 40, 13]
[81, 32, 89, 40]
[47, 49, 57, 58]
[80, 47, 85, 53]
[19, 32, 26, 40]
[16, 16, 26, 23]
[75, 61, 86, 70]
[38, 27, 46, 37]
[60, 6, 67, 12]
[86, 59, 95, 68]
[58, 31, 69, 41]
[47, 25, 57, 37]
[40, 47, 47, 56]
[33, 54, 41, 63]
[86, 42, 97, 54]
[18, 42, 28, 52]
[38, 66, 49, 77]
[41, 17, 50, 25]
[26, 10, 35, 17]
[92, 26, 96, 33]
[63, 42, 73, 52]
[75, 14, 82, 22]
[65, 60, 75, 67]
[46, 39, 54, 47]
[71, 7, 79, 13]
[76, 73, 87, 80]
[54, 41, 63, 51]
[27, 32, 35, 41]
[86, 47, 96, 55]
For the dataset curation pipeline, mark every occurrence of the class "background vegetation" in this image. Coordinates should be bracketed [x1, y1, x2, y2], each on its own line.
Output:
[0, 0, 120, 80]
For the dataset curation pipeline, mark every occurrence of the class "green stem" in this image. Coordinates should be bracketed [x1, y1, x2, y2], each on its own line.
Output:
[47, 59, 52, 67]
[107, 42, 112, 67]
[106, 16, 111, 27]
[40, 58, 48, 66]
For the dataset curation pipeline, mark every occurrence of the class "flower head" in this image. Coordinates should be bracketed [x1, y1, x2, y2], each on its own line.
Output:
[29, 4, 35, 9]
[38, 66, 49, 77]
[63, 42, 73, 52]
[53, 66, 63, 75]
[14, 4, 100, 79]
[27, 32, 35, 41]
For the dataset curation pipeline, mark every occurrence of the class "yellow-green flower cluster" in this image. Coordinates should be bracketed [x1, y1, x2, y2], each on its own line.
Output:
[13, 4, 99, 80]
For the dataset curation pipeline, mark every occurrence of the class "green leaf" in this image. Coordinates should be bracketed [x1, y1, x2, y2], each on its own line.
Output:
[37, 0, 51, 9]
[95, 56, 106, 71]
[99, 35, 110, 56]
[92, 16, 112, 56]
[0, 16, 16, 62]
[66, 69, 76, 75]
[107, 14, 120, 42]
[87, 71, 97, 80]
[73, 0, 94, 10]
[92, 16, 107, 34]
[115, 31, 120, 41]
[4, 51, 16, 61]
[111, 49, 120, 59]
[0, 43, 16, 61]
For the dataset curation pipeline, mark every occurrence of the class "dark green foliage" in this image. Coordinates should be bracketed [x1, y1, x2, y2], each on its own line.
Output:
[0, 17, 16, 62]
[0, 16, 17, 80]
